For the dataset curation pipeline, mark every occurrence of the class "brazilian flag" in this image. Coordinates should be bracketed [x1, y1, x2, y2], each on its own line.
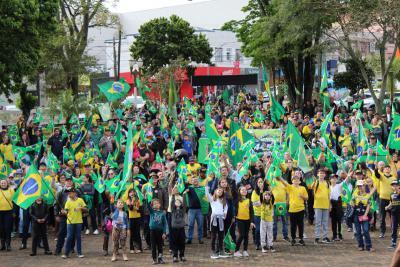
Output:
[0, 154, 10, 179]
[63, 147, 74, 163]
[94, 176, 105, 194]
[105, 172, 121, 194]
[223, 231, 236, 251]
[98, 78, 130, 102]
[70, 115, 92, 153]
[47, 151, 60, 173]
[274, 202, 287, 216]
[13, 165, 43, 209]
[228, 122, 254, 167]
[41, 174, 55, 205]
[12, 146, 27, 161]
[8, 125, 20, 144]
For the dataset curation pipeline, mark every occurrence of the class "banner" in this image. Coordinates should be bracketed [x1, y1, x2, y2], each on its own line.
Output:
[247, 129, 281, 154]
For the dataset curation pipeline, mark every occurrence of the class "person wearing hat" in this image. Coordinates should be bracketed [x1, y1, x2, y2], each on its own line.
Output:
[29, 196, 52, 256]
[61, 188, 88, 258]
[350, 179, 376, 251]
[386, 180, 400, 249]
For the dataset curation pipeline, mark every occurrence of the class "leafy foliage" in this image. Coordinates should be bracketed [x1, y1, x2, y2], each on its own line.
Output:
[48, 89, 92, 119]
[334, 58, 374, 94]
[130, 15, 212, 74]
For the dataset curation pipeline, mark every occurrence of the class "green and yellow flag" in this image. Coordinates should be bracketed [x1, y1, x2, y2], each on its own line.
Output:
[0, 154, 10, 179]
[388, 114, 400, 150]
[13, 165, 43, 209]
[98, 78, 131, 102]
[70, 115, 92, 153]
[47, 151, 60, 173]
[116, 122, 134, 199]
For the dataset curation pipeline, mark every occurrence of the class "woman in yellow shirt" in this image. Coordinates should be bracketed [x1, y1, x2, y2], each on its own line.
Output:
[312, 169, 331, 244]
[278, 175, 308, 246]
[126, 188, 142, 253]
[0, 179, 14, 250]
[0, 136, 15, 163]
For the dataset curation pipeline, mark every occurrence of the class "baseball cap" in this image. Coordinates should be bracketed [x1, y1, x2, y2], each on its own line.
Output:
[356, 180, 364, 186]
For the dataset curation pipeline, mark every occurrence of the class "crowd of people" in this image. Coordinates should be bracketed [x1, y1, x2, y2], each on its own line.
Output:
[0, 91, 400, 265]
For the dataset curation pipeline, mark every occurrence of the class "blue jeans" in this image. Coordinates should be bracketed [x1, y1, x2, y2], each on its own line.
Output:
[65, 224, 82, 255]
[187, 209, 203, 241]
[273, 213, 288, 239]
[354, 216, 371, 250]
[253, 215, 261, 246]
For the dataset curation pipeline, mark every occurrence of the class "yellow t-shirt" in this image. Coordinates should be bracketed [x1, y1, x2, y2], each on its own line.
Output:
[187, 163, 201, 174]
[260, 203, 273, 222]
[378, 174, 396, 200]
[0, 188, 14, 211]
[251, 191, 261, 216]
[126, 199, 141, 219]
[313, 181, 330, 209]
[338, 134, 353, 152]
[236, 198, 250, 220]
[0, 144, 15, 162]
[352, 192, 371, 207]
[286, 184, 308, 213]
[64, 197, 86, 224]
[272, 180, 287, 203]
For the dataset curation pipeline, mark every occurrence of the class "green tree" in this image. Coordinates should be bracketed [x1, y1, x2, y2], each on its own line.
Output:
[320, 0, 400, 113]
[223, 0, 333, 105]
[41, 0, 118, 95]
[334, 58, 374, 94]
[0, 0, 58, 98]
[130, 15, 213, 74]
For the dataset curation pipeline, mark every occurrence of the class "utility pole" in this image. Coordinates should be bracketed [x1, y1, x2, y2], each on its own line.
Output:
[113, 37, 117, 81]
[117, 29, 122, 80]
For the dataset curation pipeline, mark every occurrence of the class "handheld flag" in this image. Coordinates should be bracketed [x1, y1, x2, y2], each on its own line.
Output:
[98, 78, 130, 102]
[342, 182, 352, 204]
[228, 122, 255, 166]
[223, 231, 236, 251]
[274, 202, 287, 216]
[13, 165, 43, 209]
[350, 100, 363, 110]
[47, 151, 60, 173]
[320, 108, 334, 144]
[205, 112, 221, 143]
[70, 115, 92, 153]
[388, 114, 400, 150]
[253, 109, 266, 123]
[116, 122, 134, 199]
[320, 65, 330, 114]
[168, 75, 178, 119]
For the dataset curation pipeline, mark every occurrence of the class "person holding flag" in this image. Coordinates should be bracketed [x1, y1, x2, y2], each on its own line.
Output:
[385, 180, 400, 249]
[0, 179, 14, 251]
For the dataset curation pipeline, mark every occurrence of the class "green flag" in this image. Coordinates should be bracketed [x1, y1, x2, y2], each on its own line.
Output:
[168, 75, 178, 119]
[98, 78, 130, 102]
[388, 114, 400, 150]
[47, 151, 60, 173]
[262, 64, 271, 95]
[285, 121, 306, 159]
[98, 102, 112, 121]
[63, 147, 74, 163]
[69, 114, 79, 124]
[94, 176, 106, 193]
[297, 145, 312, 173]
[350, 100, 363, 110]
[253, 109, 266, 123]
[8, 125, 20, 144]
[197, 138, 210, 164]
[155, 152, 163, 163]
[356, 121, 368, 156]
[342, 182, 352, 204]
[116, 122, 134, 199]
[320, 108, 334, 144]
[222, 88, 230, 105]
[105, 172, 121, 194]
[224, 231, 236, 251]
[106, 153, 119, 169]
[12, 146, 27, 161]
[228, 122, 255, 167]
[45, 119, 55, 132]
[270, 96, 285, 124]
[56, 113, 64, 124]
[205, 112, 221, 143]
[13, 165, 43, 209]
[113, 122, 122, 161]
[33, 110, 44, 124]
[274, 202, 287, 216]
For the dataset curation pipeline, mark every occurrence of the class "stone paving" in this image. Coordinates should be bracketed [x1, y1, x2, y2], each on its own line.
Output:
[1, 224, 394, 267]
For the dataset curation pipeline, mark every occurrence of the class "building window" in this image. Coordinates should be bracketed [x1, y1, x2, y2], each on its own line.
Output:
[214, 47, 223, 62]
[235, 49, 242, 61]
[226, 48, 231, 61]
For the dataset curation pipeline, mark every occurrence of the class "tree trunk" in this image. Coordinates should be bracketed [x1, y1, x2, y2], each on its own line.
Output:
[281, 59, 297, 104]
[68, 74, 79, 96]
[304, 54, 314, 104]
[297, 54, 304, 106]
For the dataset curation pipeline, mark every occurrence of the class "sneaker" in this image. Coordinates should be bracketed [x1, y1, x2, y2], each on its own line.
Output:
[269, 246, 276, 253]
[153, 260, 158, 265]
[130, 250, 135, 254]
[61, 255, 68, 259]
[233, 251, 242, 257]
[314, 238, 320, 244]
[158, 257, 165, 264]
[85, 229, 90, 235]
[103, 250, 109, 256]
[283, 237, 290, 243]
[291, 239, 296, 246]
[44, 251, 52, 255]
[199, 240, 204, 244]
[210, 253, 219, 259]
[78, 254, 85, 258]
[173, 257, 179, 262]
[366, 248, 375, 252]
[358, 247, 364, 251]
[339, 235, 343, 240]
[180, 257, 186, 262]
[303, 233, 308, 239]
[347, 228, 353, 232]
[388, 244, 397, 249]
[256, 245, 261, 250]
[93, 229, 99, 235]
[219, 252, 230, 258]
[299, 239, 305, 246]
[322, 238, 332, 244]
[262, 246, 268, 253]
[186, 240, 192, 245]
[242, 250, 249, 257]
[379, 233, 385, 238]
[123, 254, 128, 261]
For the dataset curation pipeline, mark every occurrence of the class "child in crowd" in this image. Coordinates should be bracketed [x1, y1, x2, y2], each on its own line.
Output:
[29, 197, 52, 256]
[111, 199, 128, 262]
[148, 198, 167, 264]
[126, 188, 143, 253]
[170, 192, 186, 262]
[205, 185, 229, 259]
[279, 175, 308, 246]
[260, 191, 275, 253]
[234, 186, 254, 257]
[62, 188, 87, 259]
[102, 208, 112, 256]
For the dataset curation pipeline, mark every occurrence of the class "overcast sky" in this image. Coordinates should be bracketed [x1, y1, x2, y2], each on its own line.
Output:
[105, 0, 212, 13]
